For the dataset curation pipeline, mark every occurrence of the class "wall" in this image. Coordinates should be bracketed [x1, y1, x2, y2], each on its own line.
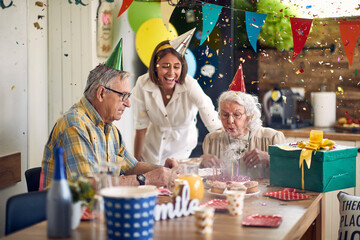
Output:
[48, 0, 137, 153]
[0, 0, 48, 236]
[257, 18, 360, 120]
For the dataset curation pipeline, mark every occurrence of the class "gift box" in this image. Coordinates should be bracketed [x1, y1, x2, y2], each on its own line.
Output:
[269, 144, 357, 192]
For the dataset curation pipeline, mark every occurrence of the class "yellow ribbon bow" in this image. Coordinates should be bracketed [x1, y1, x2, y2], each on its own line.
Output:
[297, 130, 335, 189]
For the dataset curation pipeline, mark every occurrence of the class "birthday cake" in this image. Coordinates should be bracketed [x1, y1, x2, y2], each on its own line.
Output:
[206, 175, 252, 194]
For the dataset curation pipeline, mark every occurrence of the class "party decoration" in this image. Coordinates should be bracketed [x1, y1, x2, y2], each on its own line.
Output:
[127, 2, 161, 33]
[68, 0, 87, 6]
[193, 45, 219, 89]
[263, 188, 311, 201]
[154, 183, 199, 221]
[290, 17, 313, 61]
[297, 130, 335, 189]
[0, 0, 13, 9]
[135, 19, 178, 67]
[257, 0, 297, 51]
[338, 21, 360, 67]
[200, 3, 223, 45]
[170, 28, 196, 56]
[228, 64, 246, 92]
[117, 0, 133, 18]
[245, 11, 267, 52]
[105, 38, 123, 71]
[161, 0, 179, 30]
[184, 49, 197, 78]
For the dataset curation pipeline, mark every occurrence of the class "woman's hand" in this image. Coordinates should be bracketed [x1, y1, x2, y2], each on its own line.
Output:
[243, 149, 270, 168]
[199, 154, 222, 168]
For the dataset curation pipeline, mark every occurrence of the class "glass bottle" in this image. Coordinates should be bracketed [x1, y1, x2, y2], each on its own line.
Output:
[177, 158, 204, 201]
[47, 147, 72, 238]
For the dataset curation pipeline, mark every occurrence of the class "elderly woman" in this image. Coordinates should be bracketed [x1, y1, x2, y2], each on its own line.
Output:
[132, 40, 222, 165]
[200, 91, 286, 178]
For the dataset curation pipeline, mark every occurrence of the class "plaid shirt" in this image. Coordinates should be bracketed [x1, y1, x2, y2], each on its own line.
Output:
[42, 96, 138, 188]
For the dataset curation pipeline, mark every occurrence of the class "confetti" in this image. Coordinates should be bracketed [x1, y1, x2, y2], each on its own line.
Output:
[35, 1, 44, 7]
[33, 22, 41, 29]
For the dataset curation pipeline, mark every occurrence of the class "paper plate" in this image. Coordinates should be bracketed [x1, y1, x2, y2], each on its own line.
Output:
[242, 214, 282, 228]
[207, 189, 260, 198]
[200, 199, 228, 210]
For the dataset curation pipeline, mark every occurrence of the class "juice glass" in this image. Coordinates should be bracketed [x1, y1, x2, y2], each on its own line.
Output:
[177, 158, 204, 201]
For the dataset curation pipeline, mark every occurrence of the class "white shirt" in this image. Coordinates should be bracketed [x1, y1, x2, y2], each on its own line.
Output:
[132, 73, 222, 165]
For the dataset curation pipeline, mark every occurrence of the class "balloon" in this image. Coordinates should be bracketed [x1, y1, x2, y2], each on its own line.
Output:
[184, 49, 196, 78]
[127, 2, 161, 33]
[192, 45, 219, 89]
[136, 19, 178, 67]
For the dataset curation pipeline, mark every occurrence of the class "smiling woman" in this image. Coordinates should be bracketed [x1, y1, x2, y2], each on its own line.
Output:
[132, 32, 222, 166]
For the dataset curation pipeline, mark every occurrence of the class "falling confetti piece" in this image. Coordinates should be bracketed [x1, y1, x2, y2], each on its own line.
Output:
[38, 15, 45, 19]
[33, 22, 41, 29]
[64, 54, 69, 57]
[11, 86, 15, 90]
[35, 1, 44, 7]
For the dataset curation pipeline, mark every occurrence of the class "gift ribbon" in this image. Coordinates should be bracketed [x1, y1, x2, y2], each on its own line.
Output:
[297, 130, 335, 189]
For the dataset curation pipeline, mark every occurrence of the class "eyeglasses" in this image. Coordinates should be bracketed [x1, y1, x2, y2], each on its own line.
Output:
[103, 86, 131, 101]
[219, 111, 244, 120]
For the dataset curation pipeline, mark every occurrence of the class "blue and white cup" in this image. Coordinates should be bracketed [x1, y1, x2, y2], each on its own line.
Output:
[101, 186, 158, 240]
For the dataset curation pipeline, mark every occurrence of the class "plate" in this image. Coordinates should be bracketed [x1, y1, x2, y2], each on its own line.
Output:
[334, 124, 360, 133]
[81, 209, 98, 221]
[242, 214, 282, 228]
[200, 199, 228, 210]
[207, 189, 260, 198]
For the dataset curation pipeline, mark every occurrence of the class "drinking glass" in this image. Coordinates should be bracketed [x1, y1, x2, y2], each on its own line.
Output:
[91, 161, 124, 231]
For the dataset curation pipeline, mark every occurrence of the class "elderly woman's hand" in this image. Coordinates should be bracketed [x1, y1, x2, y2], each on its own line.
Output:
[164, 158, 178, 169]
[199, 154, 222, 168]
[243, 149, 270, 168]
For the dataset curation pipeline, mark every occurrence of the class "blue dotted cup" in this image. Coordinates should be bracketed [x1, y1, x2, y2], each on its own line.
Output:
[101, 186, 158, 240]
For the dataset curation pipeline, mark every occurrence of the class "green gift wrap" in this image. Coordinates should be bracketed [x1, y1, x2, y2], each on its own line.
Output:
[269, 144, 358, 192]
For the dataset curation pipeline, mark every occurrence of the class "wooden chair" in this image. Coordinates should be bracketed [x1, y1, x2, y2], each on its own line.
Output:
[25, 167, 41, 192]
[5, 190, 47, 235]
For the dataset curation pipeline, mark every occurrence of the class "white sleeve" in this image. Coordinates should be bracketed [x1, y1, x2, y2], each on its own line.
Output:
[132, 77, 150, 130]
[187, 76, 222, 132]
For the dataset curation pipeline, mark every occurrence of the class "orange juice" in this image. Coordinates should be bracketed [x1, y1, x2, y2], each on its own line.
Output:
[177, 174, 204, 201]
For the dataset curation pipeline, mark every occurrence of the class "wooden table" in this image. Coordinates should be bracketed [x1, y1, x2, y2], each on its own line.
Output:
[3, 179, 324, 240]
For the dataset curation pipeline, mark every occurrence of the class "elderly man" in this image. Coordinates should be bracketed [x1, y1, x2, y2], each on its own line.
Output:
[41, 62, 178, 189]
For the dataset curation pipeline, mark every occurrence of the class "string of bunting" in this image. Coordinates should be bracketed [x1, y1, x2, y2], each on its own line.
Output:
[115, 0, 360, 63]
[3, 0, 358, 64]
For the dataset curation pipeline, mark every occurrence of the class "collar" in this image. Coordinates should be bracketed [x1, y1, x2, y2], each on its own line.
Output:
[80, 96, 112, 128]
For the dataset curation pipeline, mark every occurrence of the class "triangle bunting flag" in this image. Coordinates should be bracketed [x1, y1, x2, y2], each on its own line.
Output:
[117, 0, 133, 18]
[245, 11, 267, 53]
[290, 18, 313, 61]
[200, 3, 223, 45]
[338, 21, 360, 66]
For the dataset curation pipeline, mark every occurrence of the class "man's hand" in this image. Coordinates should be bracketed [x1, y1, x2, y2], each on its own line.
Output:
[199, 154, 222, 168]
[164, 158, 178, 169]
[144, 166, 177, 188]
[243, 149, 270, 168]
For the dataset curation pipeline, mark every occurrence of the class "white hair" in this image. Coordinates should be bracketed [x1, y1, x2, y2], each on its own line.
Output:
[218, 91, 262, 132]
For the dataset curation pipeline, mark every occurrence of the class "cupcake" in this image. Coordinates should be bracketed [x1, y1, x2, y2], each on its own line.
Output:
[244, 181, 259, 194]
[227, 182, 247, 191]
[210, 181, 227, 194]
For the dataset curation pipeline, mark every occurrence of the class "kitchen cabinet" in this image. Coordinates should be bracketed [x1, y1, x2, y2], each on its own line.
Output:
[278, 127, 360, 240]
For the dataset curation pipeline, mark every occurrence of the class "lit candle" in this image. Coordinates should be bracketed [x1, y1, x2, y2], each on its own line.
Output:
[237, 160, 239, 177]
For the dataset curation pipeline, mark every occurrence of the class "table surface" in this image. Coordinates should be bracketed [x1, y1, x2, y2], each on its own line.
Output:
[3, 179, 324, 240]
[278, 127, 360, 141]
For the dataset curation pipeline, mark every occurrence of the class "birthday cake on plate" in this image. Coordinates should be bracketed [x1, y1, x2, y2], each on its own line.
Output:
[206, 175, 254, 194]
